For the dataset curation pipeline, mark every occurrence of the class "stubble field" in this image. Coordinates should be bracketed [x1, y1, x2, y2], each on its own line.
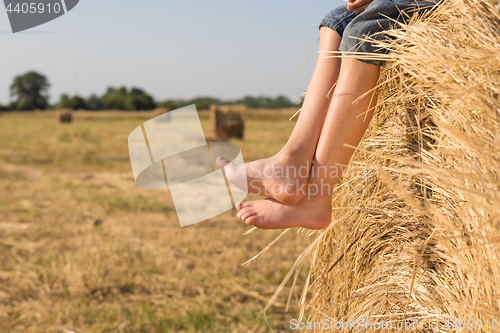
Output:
[0, 109, 312, 333]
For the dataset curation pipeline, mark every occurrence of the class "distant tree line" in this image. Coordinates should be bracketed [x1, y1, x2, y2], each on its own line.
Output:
[0, 71, 300, 111]
[159, 95, 297, 111]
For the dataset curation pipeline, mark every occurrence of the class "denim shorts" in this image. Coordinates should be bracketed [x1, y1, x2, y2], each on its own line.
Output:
[319, 0, 440, 66]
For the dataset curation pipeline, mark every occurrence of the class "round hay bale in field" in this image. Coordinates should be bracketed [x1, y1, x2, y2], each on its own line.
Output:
[58, 110, 73, 123]
[210, 104, 245, 140]
[277, 0, 500, 330]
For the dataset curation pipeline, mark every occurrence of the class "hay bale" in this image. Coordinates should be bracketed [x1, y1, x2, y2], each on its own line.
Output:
[58, 110, 73, 123]
[210, 105, 245, 140]
[289, 0, 500, 330]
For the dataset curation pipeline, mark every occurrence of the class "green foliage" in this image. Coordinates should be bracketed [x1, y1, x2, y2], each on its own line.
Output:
[10, 71, 50, 111]
[159, 97, 220, 111]
[101, 86, 156, 110]
[8, 102, 18, 111]
[273, 95, 295, 108]
[129, 87, 156, 110]
[234, 95, 295, 108]
[101, 86, 127, 110]
[186, 97, 221, 110]
[85, 94, 105, 111]
[159, 95, 297, 110]
[158, 100, 175, 110]
[59, 94, 87, 110]
[4, 70, 297, 112]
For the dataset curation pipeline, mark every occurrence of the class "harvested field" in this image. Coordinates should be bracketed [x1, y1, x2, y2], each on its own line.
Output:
[0, 110, 311, 332]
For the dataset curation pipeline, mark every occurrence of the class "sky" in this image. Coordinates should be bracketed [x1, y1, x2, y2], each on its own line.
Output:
[0, 0, 344, 105]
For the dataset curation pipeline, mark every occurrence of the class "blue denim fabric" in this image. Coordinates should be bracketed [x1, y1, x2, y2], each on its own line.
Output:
[320, 0, 440, 66]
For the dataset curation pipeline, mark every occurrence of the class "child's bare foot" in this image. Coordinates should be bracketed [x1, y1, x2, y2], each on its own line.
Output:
[216, 154, 310, 205]
[234, 195, 332, 230]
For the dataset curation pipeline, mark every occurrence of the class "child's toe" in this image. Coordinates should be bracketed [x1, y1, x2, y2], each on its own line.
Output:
[215, 156, 230, 170]
[245, 216, 258, 225]
[237, 207, 251, 221]
[239, 209, 256, 222]
[239, 201, 255, 210]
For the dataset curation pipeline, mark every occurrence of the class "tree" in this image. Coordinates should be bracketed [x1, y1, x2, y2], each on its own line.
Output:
[273, 95, 293, 108]
[59, 94, 87, 110]
[85, 94, 104, 111]
[10, 71, 50, 110]
[159, 99, 177, 110]
[128, 87, 156, 110]
[101, 86, 128, 110]
[101, 86, 156, 110]
[233, 95, 294, 109]
[159, 97, 220, 111]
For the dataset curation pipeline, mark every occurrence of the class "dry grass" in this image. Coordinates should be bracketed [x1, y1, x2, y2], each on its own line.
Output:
[0, 110, 311, 332]
[303, 0, 500, 331]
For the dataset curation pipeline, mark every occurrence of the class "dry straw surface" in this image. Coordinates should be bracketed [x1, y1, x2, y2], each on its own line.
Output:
[305, 0, 500, 331]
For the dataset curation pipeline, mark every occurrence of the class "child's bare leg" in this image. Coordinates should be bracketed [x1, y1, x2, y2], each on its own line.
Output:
[235, 58, 380, 229]
[216, 27, 342, 205]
